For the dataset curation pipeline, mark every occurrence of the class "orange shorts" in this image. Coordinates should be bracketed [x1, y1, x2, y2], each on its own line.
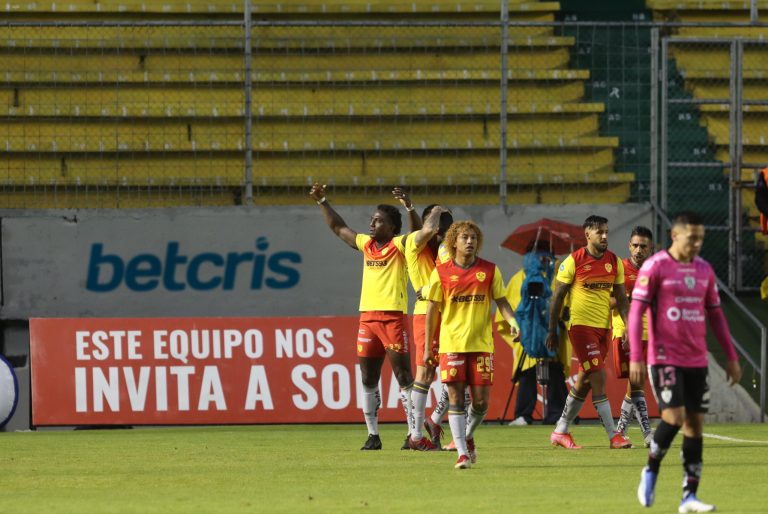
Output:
[439, 352, 494, 386]
[568, 325, 609, 374]
[357, 311, 409, 358]
[412, 314, 440, 367]
[612, 337, 648, 379]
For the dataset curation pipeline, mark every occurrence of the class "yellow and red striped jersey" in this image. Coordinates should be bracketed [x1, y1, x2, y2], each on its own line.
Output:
[355, 234, 408, 313]
[557, 247, 624, 329]
[425, 257, 505, 353]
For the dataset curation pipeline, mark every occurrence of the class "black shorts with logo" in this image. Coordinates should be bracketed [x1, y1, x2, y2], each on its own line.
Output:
[648, 365, 710, 413]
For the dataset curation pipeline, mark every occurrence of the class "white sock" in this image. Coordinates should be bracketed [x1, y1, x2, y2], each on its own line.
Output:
[616, 396, 634, 435]
[448, 405, 468, 457]
[593, 394, 617, 438]
[555, 391, 585, 434]
[411, 382, 430, 440]
[430, 385, 449, 424]
[466, 405, 487, 440]
[362, 384, 380, 435]
[399, 385, 414, 436]
[630, 390, 652, 437]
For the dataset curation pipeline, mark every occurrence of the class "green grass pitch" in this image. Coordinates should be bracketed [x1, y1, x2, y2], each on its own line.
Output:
[2, 423, 768, 513]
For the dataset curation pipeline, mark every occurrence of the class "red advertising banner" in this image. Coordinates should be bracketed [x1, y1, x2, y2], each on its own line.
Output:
[29, 316, 657, 426]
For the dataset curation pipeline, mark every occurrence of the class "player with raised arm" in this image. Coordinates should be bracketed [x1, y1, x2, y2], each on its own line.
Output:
[611, 226, 655, 446]
[546, 215, 633, 450]
[632, 212, 741, 513]
[423, 221, 519, 469]
[309, 183, 419, 450]
[405, 204, 454, 450]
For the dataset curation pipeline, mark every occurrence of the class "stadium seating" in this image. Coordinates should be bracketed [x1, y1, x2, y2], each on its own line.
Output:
[649, 0, 768, 282]
[0, 1, 635, 207]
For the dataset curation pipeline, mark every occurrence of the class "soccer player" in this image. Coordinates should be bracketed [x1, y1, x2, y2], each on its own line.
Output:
[632, 212, 741, 513]
[546, 215, 633, 449]
[424, 220, 519, 469]
[611, 226, 654, 446]
[405, 204, 454, 450]
[309, 183, 418, 450]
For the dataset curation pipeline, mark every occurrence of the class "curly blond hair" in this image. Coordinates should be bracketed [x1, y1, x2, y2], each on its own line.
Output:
[443, 220, 483, 259]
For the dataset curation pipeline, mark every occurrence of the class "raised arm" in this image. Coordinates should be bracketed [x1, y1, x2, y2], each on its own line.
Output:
[392, 186, 421, 232]
[546, 280, 572, 351]
[309, 183, 357, 249]
[411, 205, 446, 249]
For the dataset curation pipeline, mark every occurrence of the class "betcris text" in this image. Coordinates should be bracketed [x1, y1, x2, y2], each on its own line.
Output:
[86, 237, 301, 292]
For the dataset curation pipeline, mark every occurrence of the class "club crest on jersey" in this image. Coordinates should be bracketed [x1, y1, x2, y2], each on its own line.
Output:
[449, 368, 458, 377]
[476, 271, 486, 282]
[684, 275, 696, 290]
[605, 263, 612, 273]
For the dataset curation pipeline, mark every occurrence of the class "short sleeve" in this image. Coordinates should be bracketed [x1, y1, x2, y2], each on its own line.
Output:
[425, 268, 443, 303]
[631, 260, 657, 304]
[556, 255, 576, 284]
[492, 266, 505, 300]
[614, 257, 625, 285]
[355, 234, 368, 252]
[392, 234, 407, 254]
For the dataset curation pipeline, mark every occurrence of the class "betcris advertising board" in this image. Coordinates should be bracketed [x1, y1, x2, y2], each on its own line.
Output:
[0, 207, 366, 318]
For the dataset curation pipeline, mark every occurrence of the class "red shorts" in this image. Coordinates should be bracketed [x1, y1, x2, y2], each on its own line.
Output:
[612, 337, 648, 379]
[357, 311, 409, 358]
[568, 325, 609, 374]
[412, 314, 440, 367]
[439, 352, 494, 386]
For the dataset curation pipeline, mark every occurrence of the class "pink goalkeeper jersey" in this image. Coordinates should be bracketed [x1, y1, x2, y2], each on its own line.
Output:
[630, 251, 721, 368]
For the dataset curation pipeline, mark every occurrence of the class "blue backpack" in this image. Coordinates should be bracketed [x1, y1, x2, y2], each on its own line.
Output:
[514, 251, 556, 359]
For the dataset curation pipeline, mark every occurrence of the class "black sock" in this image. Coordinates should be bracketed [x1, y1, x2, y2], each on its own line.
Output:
[647, 420, 681, 473]
[681, 436, 703, 497]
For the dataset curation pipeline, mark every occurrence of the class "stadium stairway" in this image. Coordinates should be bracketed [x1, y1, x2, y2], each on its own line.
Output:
[649, 0, 768, 283]
[0, 0, 635, 207]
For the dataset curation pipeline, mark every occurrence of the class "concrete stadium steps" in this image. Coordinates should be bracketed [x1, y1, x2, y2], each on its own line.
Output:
[0, 28, 567, 49]
[0, 119, 617, 153]
[0, 150, 629, 186]
[0, 188, 239, 209]
[0, 0, 559, 18]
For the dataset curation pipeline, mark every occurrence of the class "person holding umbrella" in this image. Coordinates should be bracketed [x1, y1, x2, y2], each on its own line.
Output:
[496, 226, 576, 426]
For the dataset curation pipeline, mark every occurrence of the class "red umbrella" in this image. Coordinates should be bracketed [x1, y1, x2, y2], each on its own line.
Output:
[500, 218, 586, 256]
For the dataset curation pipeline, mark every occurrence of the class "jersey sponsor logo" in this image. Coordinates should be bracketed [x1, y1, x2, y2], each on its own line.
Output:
[475, 271, 486, 282]
[447, 360, 465, 366]
[452, 294, 486, 303]
[675, 296, 700, 304]
[639, 276, 649, 286]
[604, 263, 612, 273]
[366, 260, 387, 267]
[667, 307, 681, 321]
[581, 282, 613, 290]
[684, 275, 696, 290]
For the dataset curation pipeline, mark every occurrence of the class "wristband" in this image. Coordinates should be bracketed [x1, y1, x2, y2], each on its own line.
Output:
[316, 197, 327, 205]
[405, 205, 415, 212]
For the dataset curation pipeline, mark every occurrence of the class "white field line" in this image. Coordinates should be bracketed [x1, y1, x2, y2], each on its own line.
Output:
[703, 433, 768, 444]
